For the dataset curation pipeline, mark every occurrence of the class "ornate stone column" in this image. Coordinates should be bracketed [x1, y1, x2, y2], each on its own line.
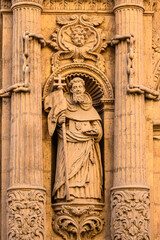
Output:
[7, 1, 46, 239]
[111, 1, 150, 239]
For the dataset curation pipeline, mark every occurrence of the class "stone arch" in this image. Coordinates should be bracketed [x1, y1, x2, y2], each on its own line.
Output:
[43, 63, 114, 110]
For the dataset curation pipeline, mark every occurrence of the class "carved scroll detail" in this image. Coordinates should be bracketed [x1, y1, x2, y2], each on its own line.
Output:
[111, 190, 150, 240]
[47, 15, 108, 73]
[8, 189, 46, 240]
[52, 205, 104, 240]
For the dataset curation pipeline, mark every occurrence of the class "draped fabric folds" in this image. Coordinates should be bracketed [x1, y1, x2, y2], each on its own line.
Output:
[53, 120, 103, 200]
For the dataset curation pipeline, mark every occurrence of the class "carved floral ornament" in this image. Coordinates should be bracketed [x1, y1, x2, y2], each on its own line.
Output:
[47, 15, 109, 73]
[111, 190, 150, 240]
[52, 205, 104, 240]
[43, 0, 113, 11]
[7, 189, 46, 240]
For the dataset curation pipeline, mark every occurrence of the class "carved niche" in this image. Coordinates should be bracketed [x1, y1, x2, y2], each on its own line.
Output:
[111, 190, 150, 240]
[47, 15, 108, 73]
[8, 189, 46, 240]
[43, 14, 113, 240]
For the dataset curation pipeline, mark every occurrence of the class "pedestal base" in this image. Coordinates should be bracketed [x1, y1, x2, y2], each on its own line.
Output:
[52, 202, 104, 240]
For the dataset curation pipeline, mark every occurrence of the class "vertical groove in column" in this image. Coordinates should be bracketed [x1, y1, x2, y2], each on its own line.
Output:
[113, 3, 146, 187]
[10, 5, 42, 187]
[111, 2, 150, 240]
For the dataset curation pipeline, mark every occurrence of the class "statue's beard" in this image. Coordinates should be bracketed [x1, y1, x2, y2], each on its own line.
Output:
[72, 93, 84, 103]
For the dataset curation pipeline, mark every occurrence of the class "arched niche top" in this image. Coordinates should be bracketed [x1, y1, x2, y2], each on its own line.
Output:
[43, 63, 114, 109]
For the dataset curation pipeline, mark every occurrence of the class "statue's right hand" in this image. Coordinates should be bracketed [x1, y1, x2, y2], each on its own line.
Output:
[58, 111, 66, 125]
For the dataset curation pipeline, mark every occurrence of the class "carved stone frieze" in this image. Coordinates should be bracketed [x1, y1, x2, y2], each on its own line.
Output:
[43, 0, 113, 11]
[111, 190, 150, 240]
[8, 189, 46, 240]
[47, 15, 108, 73]
[52, 204, 104, 240]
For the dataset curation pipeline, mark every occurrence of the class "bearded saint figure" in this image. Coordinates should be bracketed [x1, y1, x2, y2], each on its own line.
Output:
[45, 77, 103, 202]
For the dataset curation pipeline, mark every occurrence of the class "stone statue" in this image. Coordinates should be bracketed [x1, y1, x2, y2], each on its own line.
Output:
[45, 76, 103, 202]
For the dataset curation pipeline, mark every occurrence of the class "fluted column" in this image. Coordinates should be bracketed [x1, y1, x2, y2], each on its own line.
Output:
[111, 1, 150, 239]
[7, 1, 46, 240]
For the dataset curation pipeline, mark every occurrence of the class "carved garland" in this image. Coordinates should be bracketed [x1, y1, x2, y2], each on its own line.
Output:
[52, 205, 104, 240]
[8, 189, 46, 240]
[111, 190, 150, 240]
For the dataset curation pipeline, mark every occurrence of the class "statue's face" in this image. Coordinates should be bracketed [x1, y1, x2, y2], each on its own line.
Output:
[71, 82, 85, 95]
[71, 81, 85, 103]
[71, 28, 86, 47]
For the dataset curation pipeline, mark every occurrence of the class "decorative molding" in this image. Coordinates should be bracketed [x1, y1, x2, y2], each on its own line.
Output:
[43, 0, 113, 11]
[52, 204, 104, 240]
[11, 0, 43, 10]
[12, 0, 43, 5]
[8, 189, 46, 240]
[113, 3, 144, 12]
[1, 0, 11, 9]
[111, 190, 150, 240]
[46, 15, 109, 73]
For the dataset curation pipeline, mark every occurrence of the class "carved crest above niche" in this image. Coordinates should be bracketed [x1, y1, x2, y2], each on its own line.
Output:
[43, 0, 113, 11]
[47, 15, 108, 73]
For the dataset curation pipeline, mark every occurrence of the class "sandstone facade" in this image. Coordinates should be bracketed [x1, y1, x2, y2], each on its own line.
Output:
[0, 0, 160, 240]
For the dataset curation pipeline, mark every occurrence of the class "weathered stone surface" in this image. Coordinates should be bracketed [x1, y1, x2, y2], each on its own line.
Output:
[0, 0, 160, 240]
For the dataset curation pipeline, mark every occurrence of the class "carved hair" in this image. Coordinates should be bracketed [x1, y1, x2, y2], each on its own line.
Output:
[69, 77, 85, 89]
[70, 25, 89, 41]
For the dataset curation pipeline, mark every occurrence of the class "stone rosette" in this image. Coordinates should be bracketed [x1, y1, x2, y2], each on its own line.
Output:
[7, 188, 46, 240]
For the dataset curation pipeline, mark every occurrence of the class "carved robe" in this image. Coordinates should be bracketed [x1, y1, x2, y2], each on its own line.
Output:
[53, 92, 103, 201]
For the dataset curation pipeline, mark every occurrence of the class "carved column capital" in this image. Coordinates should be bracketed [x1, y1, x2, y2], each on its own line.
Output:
[11, 0, 43, 10]
[113, 0, 144, 12]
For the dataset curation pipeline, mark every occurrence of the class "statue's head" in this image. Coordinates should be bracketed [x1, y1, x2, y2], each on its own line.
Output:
[69, 77, 85, 103]
[71, 25, 88, 47]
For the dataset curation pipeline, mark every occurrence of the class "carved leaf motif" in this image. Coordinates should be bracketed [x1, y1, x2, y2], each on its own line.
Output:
[57, 15, 78, 25]
[8, 190, 46, 240]
[80, 216, 104, 238]
[111, 190, 150, 240]
[81, 15, 104, 27]
[53, 206, 104, 240]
